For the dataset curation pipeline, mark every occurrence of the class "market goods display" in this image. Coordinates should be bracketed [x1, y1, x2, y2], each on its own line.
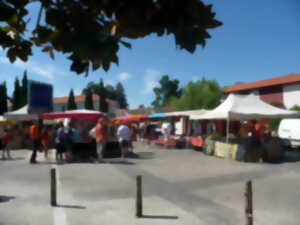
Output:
[203, 139, 216, 155]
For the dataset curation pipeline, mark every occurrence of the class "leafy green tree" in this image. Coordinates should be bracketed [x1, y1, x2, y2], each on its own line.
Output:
[170, 78, 222, 110]
[290, 105, 300, 111]
[67, 89, 77, 110]
[83, 82, 118, 101]
[0, 1, 221, 75]
[20, 70, 28, 107]
[151, 75, 182, 108]
[82, 82, 100, 95]
[84, 89, 94, 110]
[115, 82, 128, 109]
[98, 79, 108, 112]
[12, 77, 22, 110]
[0, 82, 8, 115]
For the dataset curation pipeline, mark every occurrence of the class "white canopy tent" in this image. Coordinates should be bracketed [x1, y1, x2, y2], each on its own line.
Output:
[190, 94, 300, 141]
[3, 105, 39, 120]
[166, 109, 210, 117]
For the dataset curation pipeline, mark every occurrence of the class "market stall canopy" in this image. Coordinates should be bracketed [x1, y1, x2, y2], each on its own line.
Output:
[113, 115, 147, 122]
[148, 113, 167, 118]
[166, 109, 210, 117]
[4, 105, 39, 120]
[190, 94, 300, 120]
[42, 109, 103, 120]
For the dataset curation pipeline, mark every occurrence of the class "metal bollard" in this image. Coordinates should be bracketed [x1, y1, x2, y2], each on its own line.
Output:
[50, 168, 57, 206]
[245, 180, 253, 225]
[136, 175, 143, 217]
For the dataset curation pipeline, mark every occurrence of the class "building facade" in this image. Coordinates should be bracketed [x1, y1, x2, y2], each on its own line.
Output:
[224, 73, 300, 109]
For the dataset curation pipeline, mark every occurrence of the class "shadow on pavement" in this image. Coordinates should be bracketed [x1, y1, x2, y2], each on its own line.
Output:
[142, 215, 178, 220]
[57, 204, 86, 209]
[0, 196, 16, 203]
[106, 160, 135, 165]
[135, 152, 155, 160]
[0, 157, 25, 161]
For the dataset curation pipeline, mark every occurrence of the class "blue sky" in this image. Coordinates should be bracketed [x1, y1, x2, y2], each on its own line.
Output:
[1, 0, 300, 109]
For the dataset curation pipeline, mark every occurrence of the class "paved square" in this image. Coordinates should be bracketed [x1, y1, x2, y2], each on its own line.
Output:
[1, 143, 300, 225]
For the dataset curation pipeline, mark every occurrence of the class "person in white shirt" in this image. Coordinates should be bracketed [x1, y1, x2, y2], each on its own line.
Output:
[117, 123, 130, 157]
[161, 122, 172, 147]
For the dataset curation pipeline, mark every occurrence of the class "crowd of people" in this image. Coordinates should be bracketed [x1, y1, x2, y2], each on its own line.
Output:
[25, 117, 139, 164]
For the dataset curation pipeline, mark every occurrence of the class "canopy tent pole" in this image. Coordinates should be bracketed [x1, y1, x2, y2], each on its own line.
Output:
[226, 116, 230, 143]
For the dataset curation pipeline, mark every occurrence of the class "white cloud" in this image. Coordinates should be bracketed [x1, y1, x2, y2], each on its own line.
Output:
[118, 72, 131, 81]
[0, 56, 67, 80]
[142, 69, 161, 94]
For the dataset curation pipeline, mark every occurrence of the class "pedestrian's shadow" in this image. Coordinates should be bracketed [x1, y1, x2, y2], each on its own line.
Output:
[0, 196, 16, 203]
[106, 160, 135, 165]
[141, 215, 178, 220]
[135, 152, 155, 160]
[56, 204, 86, 209]
[0, 157, 25, 161]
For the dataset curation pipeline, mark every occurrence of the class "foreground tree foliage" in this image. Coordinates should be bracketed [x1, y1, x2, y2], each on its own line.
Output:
[0, 0, 222, 75]
[170, 78, 222, 110]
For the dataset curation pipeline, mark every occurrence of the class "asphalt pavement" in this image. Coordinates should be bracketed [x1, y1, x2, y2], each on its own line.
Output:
[1, 143, 300, 225]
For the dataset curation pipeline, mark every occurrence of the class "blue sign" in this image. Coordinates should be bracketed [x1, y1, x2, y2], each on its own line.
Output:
[28, 80, 53, 113]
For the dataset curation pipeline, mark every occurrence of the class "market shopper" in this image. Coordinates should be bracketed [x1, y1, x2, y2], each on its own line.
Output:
[117, 122, 131, 158]
[41, 126, 50, 160]
[29, 122, 41, 164]
[94, 118, 107, 163]
[2, 128, 12, 159]
[55, 122, 66, 162]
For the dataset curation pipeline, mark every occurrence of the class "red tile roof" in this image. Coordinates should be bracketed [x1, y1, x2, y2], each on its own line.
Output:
[224, 73, 300, 93]
[53, 94, 99, 104]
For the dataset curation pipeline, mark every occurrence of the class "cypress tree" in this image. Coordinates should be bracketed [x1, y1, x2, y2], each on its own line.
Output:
[0, 83, 7, 115]
[115, 82, 128, 109]
[21, 70, 28, 107]
[84, 89, 94, 110]
[67, 89, 77, 110]
[12, 77, 22, 110]
[2, 82, 8, 113]
[98, 79, 108, 112]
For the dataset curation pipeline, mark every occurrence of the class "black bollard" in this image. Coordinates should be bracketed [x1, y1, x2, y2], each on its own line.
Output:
[136, 175, 143, 217]
[245, 180, 253, 225]
[50, 168, 57, 206]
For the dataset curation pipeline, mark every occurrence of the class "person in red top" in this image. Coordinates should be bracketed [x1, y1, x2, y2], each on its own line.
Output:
[29, 122, 41, 164]
[95, 118, 107, 163]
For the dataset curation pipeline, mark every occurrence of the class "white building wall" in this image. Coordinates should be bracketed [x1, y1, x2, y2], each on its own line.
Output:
[283, 83, 300, 109]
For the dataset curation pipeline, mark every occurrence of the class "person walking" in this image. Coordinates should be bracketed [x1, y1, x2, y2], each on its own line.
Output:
[2, 127, 12, 159]
[29, 122, 41, 164]
[95, 118, 107, 163]
[55, 122, 66, 163]
[117, 122, 131, 158]
[41, 126, 50, 160]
